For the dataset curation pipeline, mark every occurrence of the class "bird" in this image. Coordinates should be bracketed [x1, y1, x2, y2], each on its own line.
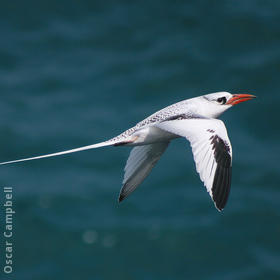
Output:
[0, 92, 255, 211]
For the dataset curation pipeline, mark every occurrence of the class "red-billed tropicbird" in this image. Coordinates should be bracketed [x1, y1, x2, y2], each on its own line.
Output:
[0, 92, 256, 211]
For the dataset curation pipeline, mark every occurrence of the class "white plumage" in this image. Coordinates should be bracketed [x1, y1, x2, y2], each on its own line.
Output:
[0, 91, 255, 211]
[155, 118, 232, 209]
[120, 142, 169, 202]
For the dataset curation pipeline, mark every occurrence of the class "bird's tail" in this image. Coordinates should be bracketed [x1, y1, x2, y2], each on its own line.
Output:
[0, 139, 117, 165]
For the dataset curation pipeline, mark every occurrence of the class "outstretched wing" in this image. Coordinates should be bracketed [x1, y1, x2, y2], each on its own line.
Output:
[119, 142, 169, 202]
[155, 119, 232, 211]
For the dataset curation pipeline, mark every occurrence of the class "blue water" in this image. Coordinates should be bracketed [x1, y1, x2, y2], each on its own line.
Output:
[0, 1, 280, 279]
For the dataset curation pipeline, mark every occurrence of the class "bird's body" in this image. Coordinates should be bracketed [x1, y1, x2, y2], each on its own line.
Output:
[0, 92, 256, 211]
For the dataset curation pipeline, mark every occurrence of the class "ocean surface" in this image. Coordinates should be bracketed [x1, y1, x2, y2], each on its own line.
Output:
[0, 1, 280, 279]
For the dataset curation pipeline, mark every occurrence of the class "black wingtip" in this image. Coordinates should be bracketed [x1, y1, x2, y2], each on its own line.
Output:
[210, 134, 232, 211]
[118, 193, 125, 203]
[215, 204, 224, 212]
[212, 166, 232, 211]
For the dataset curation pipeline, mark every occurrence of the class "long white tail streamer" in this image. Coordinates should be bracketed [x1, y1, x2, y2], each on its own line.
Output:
[0, 140, 115, 165]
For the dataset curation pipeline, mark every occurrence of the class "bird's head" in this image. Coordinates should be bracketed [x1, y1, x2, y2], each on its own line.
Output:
[194, 91, 256, 118]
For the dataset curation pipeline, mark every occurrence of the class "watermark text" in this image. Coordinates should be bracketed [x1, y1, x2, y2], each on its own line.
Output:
[3, 187, 14, 274]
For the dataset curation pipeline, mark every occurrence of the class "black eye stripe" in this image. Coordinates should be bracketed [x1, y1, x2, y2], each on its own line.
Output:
[217, 97, 226, 104]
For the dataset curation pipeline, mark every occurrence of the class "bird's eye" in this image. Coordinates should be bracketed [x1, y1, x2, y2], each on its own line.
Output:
[217, 97, 227, 104]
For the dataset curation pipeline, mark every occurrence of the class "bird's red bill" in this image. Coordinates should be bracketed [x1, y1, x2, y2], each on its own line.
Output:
[226, 94, 256, 106]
